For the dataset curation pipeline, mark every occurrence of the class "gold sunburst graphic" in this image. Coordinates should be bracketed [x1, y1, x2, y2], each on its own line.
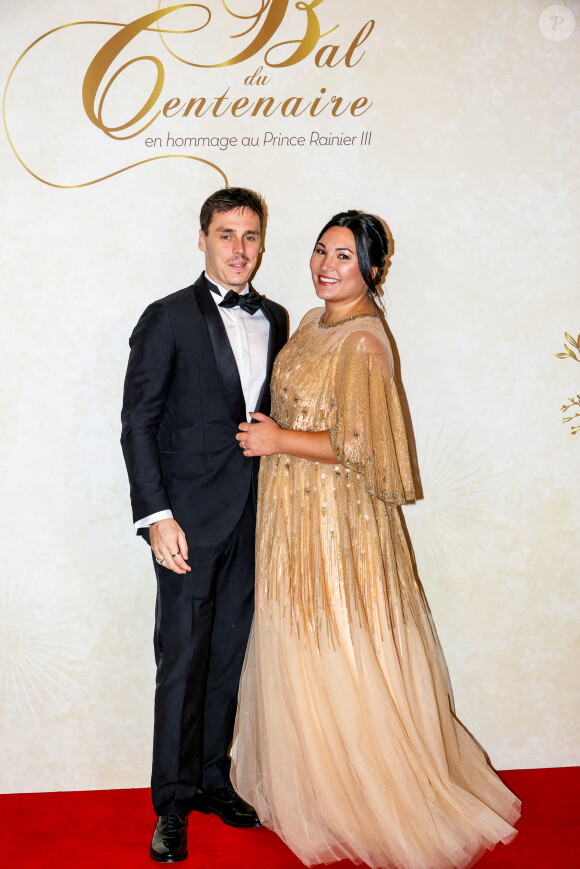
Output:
[403, 418, 502, 587]
[0, 566, 96, 723]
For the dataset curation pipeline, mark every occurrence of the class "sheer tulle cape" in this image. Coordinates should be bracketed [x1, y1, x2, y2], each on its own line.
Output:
[231, 309, 520, 868]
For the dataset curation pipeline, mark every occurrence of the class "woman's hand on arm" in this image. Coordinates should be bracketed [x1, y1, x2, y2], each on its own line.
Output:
[237, 413, 336, 464]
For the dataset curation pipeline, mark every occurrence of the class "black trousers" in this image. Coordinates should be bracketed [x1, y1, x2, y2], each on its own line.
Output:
[150, 492, 256, 817]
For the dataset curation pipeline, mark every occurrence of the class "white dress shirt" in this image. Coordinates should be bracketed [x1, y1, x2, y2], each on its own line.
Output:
[135, 274, 271, 528]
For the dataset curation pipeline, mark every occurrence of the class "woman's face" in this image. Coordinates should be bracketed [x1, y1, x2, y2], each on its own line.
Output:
[310, 225, 368, 303]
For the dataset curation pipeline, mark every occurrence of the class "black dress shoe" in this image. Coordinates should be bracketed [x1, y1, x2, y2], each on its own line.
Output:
[192, 782, 260, 828]
[149, 814, 188, 863]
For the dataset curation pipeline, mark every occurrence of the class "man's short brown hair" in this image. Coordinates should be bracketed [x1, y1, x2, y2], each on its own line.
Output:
[199, 187, 265, 235]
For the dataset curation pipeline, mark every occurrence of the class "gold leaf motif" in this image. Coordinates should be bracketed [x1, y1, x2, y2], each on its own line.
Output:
[556, 332, 580, 434]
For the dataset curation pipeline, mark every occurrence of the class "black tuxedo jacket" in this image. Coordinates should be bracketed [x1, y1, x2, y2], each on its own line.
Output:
[121, 273, 288, 546]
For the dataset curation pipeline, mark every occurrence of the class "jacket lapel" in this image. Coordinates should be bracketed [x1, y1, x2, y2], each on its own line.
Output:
[255, 299, 280, 416]
[194, 274, 246, 425]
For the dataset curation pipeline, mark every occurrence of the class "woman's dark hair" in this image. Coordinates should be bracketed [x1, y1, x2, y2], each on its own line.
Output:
[200, 187, 265, 234]
[316, 211, 389, 295]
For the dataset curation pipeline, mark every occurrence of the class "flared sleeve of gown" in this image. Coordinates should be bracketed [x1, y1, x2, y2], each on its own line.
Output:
[329, 326, 415, 505]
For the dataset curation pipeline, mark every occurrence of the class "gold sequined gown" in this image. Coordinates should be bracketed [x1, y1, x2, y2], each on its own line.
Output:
[231, 308, 520, 869]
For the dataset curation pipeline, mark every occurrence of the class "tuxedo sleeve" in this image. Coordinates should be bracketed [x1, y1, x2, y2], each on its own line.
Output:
[121, 301, 175, 524]
[273, 302, 289, 351]
[279, 309, 289, 348]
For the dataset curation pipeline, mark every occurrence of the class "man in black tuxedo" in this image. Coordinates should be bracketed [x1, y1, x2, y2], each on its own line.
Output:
[121, 187, 288, 862]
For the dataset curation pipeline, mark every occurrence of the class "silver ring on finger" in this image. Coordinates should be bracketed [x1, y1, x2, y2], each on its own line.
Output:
[155, 556, 165, 565]
[241, 441, 246, 449]
[171, 552, 179, 558]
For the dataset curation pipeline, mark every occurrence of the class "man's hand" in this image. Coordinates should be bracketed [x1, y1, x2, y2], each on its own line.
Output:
[150, 518, 191, 574]
[237, 413, 282, 457]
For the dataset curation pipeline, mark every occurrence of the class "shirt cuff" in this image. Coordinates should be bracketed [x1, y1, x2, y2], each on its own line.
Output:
[134, 509, 173, 529]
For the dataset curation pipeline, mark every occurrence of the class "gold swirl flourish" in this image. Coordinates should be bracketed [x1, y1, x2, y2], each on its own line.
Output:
[153, 0, 337, 70]
[221, 0, 272, 38]
[2, 15, 228, 189]
[154, 0, 289, 68]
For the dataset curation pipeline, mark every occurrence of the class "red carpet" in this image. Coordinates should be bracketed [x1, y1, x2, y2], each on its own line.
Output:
[1, 768, 577, 868]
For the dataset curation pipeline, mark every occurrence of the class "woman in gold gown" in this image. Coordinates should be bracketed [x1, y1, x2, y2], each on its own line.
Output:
[231, 212, 521, 868]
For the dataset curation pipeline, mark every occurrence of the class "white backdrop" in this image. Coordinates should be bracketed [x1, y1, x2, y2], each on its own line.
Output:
[1, 0, 578, 794]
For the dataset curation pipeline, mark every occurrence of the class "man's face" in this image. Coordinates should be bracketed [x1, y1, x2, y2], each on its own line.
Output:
[198, 207, 262, 293]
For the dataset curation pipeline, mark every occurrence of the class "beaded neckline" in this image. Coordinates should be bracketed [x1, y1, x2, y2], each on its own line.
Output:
[318, 311, 379, 328]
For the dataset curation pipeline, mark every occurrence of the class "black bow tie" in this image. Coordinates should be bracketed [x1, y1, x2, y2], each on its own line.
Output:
[218, 288, 263, 315]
